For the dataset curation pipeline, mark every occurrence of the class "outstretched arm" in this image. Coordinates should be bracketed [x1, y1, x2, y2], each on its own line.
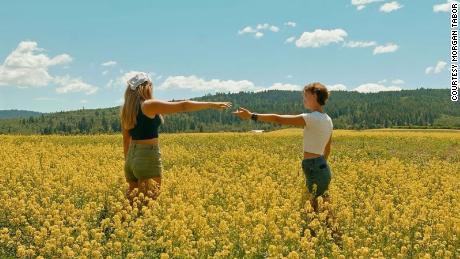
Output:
[232, 107, 306, 126]
[143, 100, 232, 115]
[256, 114, 305, 126]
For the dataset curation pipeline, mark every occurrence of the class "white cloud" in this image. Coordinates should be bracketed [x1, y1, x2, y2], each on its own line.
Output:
[269, 26, 280, 32]
[373, 43, 399, 55]
[4, 42, 72, 68]
[238, 26, 256, 35]
[295, 29, 348, 48]
[327, 84, 348, 91]
[285, 36, 296, 43]
[48, 55, 73, 66]
[80, 99, 88, 103]
[158, 76, 304, 93]
[343, 40, 377, 48]
[326, 82, 406, 93]
[434, 1, 459, 13]
[380, 1, 403, 13]
[284, 21, 296, 27]
[255, 32, 264, 38]
[0, 41, 96, 96]
[54, 75, 98, 95]
[256, 23, 270, 30]
[351, 0, 384, 10]
[325, 81, 404, 93]
[102, 70, 109, 75]
[238, 23, 280, 38]
[392, 79, 405, 84]
[158, 75, 258, 92]
[259, 83, 301, 91]
[0, 41, 72, 87]
[425, 61, 447, 74]
[101, 60, 117, 67]
[153, 75, 408, 94]
[352, 83, 401, 93]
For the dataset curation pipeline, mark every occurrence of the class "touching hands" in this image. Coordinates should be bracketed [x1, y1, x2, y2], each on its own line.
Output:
[211, 102, 232, 109]
[232, 107, 253, 120]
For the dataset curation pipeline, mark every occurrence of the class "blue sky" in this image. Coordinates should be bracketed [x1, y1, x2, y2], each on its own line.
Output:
[0, 0, 453, 113]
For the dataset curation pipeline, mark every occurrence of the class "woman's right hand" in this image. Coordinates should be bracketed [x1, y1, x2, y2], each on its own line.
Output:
[210, 101, 232, 110]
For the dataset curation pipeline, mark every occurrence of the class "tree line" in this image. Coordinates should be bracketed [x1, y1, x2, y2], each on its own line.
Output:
[0, 88, 459, 135]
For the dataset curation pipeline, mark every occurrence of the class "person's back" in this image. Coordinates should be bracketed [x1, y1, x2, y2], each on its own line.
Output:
[129, 102, 162, 140]
[302, 111, 333, 155]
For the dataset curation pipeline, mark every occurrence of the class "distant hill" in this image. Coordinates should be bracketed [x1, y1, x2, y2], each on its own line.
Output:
[0, 109, 43, 119]
[0, 88, 459, 135]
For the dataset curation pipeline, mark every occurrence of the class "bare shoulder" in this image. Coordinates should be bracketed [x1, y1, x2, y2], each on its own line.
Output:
[141, 101, 157, 118]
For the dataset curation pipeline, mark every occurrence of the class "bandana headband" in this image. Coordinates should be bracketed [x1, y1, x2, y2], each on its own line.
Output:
[127, 72, 152, 90]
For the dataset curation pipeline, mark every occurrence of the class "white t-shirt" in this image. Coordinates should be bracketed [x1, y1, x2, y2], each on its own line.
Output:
[301, 111, 333, 155]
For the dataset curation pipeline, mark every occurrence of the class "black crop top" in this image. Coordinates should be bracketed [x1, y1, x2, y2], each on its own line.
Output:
[129, 103, 162, 140]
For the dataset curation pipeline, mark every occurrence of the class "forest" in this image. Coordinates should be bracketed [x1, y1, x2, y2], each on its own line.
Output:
[0, 88, 459, 135]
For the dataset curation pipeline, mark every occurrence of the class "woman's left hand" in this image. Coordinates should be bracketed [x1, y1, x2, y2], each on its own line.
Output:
[232, 107, 253, 120]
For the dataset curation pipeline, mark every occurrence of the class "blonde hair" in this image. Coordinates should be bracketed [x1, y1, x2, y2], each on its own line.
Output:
[120, 81, 164, 131]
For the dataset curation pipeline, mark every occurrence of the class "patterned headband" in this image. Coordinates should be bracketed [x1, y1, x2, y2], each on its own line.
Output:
[127, 72, 152, 90]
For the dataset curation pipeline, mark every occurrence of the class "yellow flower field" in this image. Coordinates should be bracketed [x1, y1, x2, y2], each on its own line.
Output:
[0, 129, 459, 258]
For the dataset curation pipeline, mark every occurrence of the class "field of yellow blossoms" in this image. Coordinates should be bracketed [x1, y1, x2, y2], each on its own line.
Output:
[0, 129, 459, 258]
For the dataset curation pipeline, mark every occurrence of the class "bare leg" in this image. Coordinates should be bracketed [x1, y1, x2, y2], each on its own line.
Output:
[138, 176, 161, 205]
[310, 197, 319, 213]
[126, 180, 138, 207]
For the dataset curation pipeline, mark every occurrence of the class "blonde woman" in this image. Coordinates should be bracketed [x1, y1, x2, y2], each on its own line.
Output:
[120, 72, 232, 204]
[233, 82, 334, 214]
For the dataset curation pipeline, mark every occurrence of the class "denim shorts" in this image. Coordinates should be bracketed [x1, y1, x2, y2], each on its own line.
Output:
[301, 155, 332, 198]
[124, 143, 163, 181]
